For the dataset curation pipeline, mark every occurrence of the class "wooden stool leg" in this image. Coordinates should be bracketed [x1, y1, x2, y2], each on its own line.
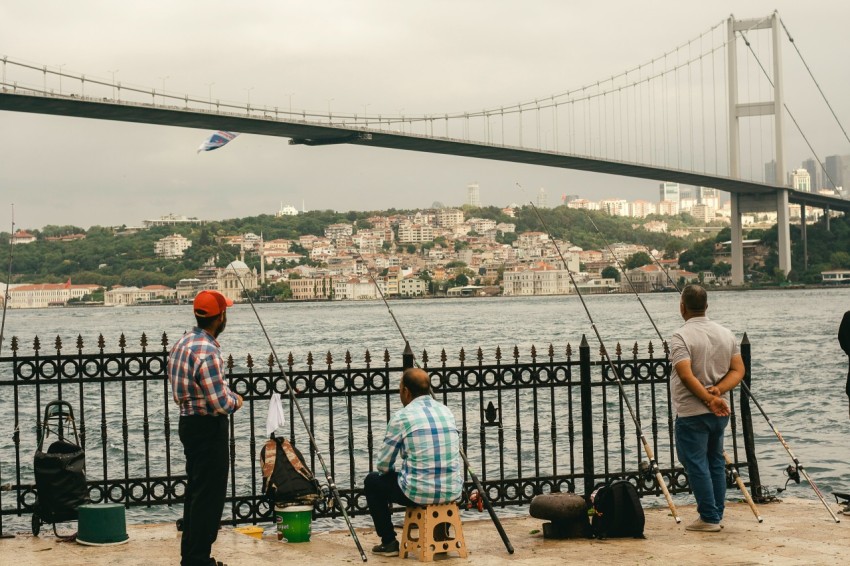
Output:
[401, 507, 423, 560]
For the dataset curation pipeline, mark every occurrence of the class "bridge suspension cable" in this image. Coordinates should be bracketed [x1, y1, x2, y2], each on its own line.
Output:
[779, 17, 850, 147]
[736, 27, 840, 190]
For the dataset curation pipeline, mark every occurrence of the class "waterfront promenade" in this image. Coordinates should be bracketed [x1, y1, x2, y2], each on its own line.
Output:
[1, 498, 846, 565]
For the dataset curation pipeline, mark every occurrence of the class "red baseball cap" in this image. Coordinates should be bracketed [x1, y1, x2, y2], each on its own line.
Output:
[193, 290, 233, 317]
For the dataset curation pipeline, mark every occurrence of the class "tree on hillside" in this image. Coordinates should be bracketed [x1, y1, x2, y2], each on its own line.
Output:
[624, 251, 652, 269]
[601, 265, 620, 281]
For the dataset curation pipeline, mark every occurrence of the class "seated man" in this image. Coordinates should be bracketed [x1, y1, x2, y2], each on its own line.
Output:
[364, 367, 463, 556]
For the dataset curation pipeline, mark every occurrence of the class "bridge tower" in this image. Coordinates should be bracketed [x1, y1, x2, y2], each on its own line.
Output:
[727, 12, 791, 285]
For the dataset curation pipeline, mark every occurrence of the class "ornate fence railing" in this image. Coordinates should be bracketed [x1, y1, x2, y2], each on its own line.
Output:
[0, 331, 760, 529]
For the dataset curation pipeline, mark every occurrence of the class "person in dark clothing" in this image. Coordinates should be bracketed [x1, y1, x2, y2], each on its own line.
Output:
[168, 290, 243, 566]
[839, 311, 850, 419]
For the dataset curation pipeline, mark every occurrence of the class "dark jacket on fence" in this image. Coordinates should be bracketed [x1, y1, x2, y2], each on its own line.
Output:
[840, 311, 850, 398]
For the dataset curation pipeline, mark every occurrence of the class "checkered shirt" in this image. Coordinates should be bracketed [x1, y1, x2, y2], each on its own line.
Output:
[167, 327, 238, 416]
[376, 395, 462, 504]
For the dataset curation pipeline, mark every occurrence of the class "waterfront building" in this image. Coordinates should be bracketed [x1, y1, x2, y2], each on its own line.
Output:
[142, 213, 205, 228]
[398, 275, 427, 297]
[333, 277, 377, 300]
[216, 260, 258, 303]
[502, 263, 574, 296]
[104, 285, 177, 306]
[176, 278, 205, 303]
[10, 230, 36, 245]
[467, 183, 481, 207]
[289, 276, 335, 300]
[154, 234, 192, 258]
[7, 282, 100, 308]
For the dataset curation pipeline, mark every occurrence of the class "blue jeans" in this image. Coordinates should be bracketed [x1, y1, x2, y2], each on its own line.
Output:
[675, 413, 729, 524]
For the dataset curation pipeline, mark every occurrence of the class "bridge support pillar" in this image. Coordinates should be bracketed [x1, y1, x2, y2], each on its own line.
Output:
[777, 189, 792, 278]
[731, 194, 744, 286]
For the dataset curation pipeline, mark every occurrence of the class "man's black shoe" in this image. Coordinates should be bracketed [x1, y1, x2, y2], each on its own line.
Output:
[371, 540, 400, 556]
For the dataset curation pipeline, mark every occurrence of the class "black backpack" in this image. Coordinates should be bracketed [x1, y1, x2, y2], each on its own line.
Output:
[591, 480, 645, 539]
[260, 435, 321, 505]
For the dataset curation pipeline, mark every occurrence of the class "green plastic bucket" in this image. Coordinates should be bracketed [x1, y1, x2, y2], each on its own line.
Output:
[275, 505, 313, 542]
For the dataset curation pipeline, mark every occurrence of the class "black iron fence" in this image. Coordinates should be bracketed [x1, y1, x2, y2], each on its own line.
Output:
[0, 332, 760, 529]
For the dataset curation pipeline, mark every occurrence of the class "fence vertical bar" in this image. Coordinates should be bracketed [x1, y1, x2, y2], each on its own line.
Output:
[739, 333, 762, 499]
[579, 335, 595, 497]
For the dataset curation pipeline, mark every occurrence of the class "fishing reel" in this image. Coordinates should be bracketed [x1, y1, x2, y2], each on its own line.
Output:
[638, 460, 654, 483]
[776, 464, 801, 493]
[467, 489, 484, 512]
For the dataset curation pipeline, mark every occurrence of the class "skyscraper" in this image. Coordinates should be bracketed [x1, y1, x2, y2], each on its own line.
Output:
[801, 158, 820, 191]
[659, 182, 680, 205]
[824, 155, 845, 190]
[537, 187, 548, 209]
[467, 183, 481, 208]
[764, 160, 777, 185]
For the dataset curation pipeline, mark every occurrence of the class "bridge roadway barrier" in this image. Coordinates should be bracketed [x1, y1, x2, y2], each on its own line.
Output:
[0, 498, 846, 565]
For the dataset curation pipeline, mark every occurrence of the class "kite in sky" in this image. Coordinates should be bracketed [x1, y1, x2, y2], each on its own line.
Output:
[197, 131, 239, 153]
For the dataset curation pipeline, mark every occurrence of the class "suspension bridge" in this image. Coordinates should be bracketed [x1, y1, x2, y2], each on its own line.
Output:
[1, 11, 848, 285]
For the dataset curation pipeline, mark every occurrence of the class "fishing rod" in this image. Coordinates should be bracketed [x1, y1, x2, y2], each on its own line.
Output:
[0, 204, 14, 358]
[227, 264, 369, 561]
[582, 211, 761, 523]
[642, 248, 840, 523]
[519, 191, 681, 524]
[351, 245, 515, 554]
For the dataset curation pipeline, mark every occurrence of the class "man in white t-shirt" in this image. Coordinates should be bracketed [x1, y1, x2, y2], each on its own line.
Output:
[669, 284, 744, 533]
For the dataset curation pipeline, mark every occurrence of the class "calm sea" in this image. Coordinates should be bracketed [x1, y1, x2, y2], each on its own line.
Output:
[1, 288, 849, 530]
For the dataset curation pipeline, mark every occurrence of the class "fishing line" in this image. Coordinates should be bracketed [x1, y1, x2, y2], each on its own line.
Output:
[582, 211, 761, 522]
[642, 245, 839, 523]
[0, 204, 14, 358]
[226, 263, 369, 561]
[517, 185, 681, 524]
[351, 245, 515, 554]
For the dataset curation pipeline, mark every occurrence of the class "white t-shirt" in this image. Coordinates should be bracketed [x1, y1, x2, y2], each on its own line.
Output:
[669, 315, 740, 417]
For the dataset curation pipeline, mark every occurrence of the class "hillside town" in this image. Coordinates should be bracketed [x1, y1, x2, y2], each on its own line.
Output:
[2, 177, 848, 309]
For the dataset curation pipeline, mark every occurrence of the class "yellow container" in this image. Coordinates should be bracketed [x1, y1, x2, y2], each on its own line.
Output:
[235, 526, 265, 540]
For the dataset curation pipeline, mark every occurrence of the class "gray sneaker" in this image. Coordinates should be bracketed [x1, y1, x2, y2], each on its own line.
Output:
[685, 518, 721, 532]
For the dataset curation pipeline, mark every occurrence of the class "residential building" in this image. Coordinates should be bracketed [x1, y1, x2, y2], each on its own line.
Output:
[567, 199, 600, 211]
[436, 208, 464, 228]
[657, 200, 679, 216]
[630, 200, 655, 218]
[324, 223, 354, 240]
[176, 278, 205, 303]
[289, 277, 335, 300]
[398, 275, 427, 297]
[599, 199, 629, 216]
[689, 204, 715, 223]
[154, 234, 192, 258]
[397, 222, 434, 243]
[10, 230, 36, 245]
[468, 218, 497, 233]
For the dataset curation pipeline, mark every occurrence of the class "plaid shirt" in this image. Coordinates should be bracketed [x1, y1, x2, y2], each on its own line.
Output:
[376, 395, 462, 504]
[167, 327, 238, 416]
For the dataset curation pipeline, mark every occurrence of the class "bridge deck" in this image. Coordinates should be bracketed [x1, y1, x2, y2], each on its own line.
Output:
[1, 90, 848, 213]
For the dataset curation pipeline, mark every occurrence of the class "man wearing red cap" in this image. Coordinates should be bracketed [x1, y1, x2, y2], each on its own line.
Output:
[168, 290, 243, 566]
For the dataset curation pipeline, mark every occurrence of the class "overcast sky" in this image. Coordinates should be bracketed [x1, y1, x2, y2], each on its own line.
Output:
[1, 0, 849, 230]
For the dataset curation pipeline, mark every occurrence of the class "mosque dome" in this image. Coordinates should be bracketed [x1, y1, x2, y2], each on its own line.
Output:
[225, 260, 250, 271]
